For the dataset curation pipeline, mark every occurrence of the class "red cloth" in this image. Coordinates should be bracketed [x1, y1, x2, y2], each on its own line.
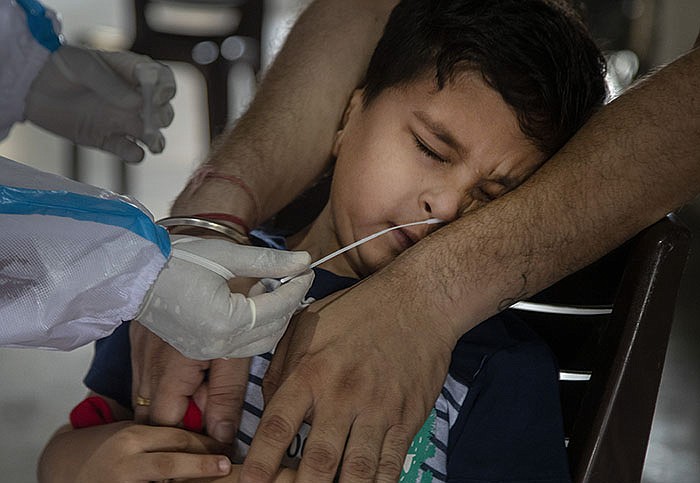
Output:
[69, 395, 203, 432]
[70, 395, 115, 428]
[182, 398, 203, 432]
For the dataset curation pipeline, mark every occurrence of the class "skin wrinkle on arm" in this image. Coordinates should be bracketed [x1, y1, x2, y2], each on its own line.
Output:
[375, 45, 700, 340]
[171, 0, 398, 226]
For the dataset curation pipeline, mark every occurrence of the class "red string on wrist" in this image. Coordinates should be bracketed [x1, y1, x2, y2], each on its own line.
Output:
[187, 165, 260, 226]
[193, 212, 251, 235]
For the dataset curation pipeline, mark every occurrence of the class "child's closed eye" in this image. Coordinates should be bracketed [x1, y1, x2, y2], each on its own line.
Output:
[414, 135, 449, 164]
[475, 189, 497, 202]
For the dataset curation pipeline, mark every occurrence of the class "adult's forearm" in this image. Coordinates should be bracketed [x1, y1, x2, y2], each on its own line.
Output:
[377, 45, 700, 343]
[171, 0, 398, 226]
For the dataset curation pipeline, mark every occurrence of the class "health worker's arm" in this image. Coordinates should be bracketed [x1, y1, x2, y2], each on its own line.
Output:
[0, 0, 175, 162]
[0, 155, 313, 353]
[238, 29, 700, 483]
[0, 0, 56, 139]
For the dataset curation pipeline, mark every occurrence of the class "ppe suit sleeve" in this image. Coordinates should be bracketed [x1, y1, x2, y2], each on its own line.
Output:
[0, 0, 61, 140]
[0, 156, 170, 350]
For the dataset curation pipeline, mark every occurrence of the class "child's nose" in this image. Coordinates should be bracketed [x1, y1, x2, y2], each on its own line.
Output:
[420, 188, 463, 222]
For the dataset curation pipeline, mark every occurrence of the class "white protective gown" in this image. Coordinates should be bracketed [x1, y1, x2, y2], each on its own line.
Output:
[0, 156, 170, 350]
[0, 0, 314, 357]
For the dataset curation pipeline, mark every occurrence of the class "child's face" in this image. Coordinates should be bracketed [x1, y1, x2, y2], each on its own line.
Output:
[330, 71, 544, 277]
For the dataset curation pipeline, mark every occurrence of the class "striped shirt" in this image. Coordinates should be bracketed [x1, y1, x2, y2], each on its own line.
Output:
[232, 350, 469, 482]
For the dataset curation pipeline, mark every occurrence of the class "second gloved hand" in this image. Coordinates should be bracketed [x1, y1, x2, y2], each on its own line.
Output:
[25, 45, 176, 163]
[136, 236, 314, 360]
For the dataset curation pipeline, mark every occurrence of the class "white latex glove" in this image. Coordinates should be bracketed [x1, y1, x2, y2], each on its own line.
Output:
[136, 236, 314, 360]
[25, 45, 176, 163]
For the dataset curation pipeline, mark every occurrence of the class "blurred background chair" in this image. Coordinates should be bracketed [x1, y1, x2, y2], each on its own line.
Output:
[515, 215, 691, 482]
[130, 0, 262, 141]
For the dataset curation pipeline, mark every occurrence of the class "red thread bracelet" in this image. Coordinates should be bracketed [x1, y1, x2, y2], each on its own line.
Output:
[194, 212, 251, 235]
[187, 165, 260, 225]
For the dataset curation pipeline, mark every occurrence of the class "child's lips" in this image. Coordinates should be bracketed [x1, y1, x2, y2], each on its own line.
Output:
[392, 226, 417, 250]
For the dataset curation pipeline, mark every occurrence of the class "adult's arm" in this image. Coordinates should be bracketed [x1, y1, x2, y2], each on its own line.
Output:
[132, 0, 399, 444]
[171, 0, 399, 226]
[0, 0, 176, 162]
[241, 43, 700, 482]
[0, 0, 55, 139]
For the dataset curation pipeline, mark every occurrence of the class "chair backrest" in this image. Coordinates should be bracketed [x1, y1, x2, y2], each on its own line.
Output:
[130, 0, 263, 139]
[515, 215, 690, 482]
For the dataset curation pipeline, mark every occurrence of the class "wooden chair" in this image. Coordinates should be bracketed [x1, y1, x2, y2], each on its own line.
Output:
[514, 215, 691, 482]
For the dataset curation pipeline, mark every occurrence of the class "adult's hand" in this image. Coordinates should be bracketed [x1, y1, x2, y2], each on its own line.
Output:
[137, 236, 314, 360]
[242, 279, 458, 483]
[130, 238, 313, 444]
[130, 321, 251, 444]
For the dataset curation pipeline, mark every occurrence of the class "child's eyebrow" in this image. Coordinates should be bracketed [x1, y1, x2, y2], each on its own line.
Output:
[413, 110, 468, 158]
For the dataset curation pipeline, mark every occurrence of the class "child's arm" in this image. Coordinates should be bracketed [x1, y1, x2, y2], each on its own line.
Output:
[38, 391, 231, 483]
[38, 420, 233, 483]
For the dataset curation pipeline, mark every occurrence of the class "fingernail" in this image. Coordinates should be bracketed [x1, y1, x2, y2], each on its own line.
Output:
[218, 456, 231, 474]
[212, 421, 236, 444]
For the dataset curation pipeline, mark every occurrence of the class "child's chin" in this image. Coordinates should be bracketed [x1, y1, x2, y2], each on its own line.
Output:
[364, 253, 398, 276]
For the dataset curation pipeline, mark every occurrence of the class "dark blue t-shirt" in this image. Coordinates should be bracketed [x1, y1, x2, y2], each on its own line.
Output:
[85, 232, 570, 482]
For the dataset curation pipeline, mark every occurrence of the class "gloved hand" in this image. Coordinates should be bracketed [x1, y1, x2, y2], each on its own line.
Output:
[25, 45, 176, 163]
[136, 236, 315, 360]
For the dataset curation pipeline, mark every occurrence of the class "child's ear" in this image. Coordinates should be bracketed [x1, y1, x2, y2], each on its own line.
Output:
[333, 89, 364, 157]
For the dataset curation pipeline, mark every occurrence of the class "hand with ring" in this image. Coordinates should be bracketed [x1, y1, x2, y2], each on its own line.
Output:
[130, 321, 252, 444]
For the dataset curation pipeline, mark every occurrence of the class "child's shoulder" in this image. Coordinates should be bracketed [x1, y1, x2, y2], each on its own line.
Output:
[446, 312, 571, 482]
[449, 310, 557, 386]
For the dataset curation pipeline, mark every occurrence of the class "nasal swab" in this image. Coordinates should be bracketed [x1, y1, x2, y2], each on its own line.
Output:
[279, 218, 444, 284]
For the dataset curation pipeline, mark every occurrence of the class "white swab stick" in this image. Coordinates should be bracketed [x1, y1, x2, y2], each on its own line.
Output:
[279, 218, 444, 284]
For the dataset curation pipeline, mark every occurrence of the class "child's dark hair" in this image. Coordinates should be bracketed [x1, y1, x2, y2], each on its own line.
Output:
[363, 0, 607, 157]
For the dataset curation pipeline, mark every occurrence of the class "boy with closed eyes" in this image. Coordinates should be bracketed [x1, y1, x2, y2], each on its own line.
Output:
[39, 1, 606, 481]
